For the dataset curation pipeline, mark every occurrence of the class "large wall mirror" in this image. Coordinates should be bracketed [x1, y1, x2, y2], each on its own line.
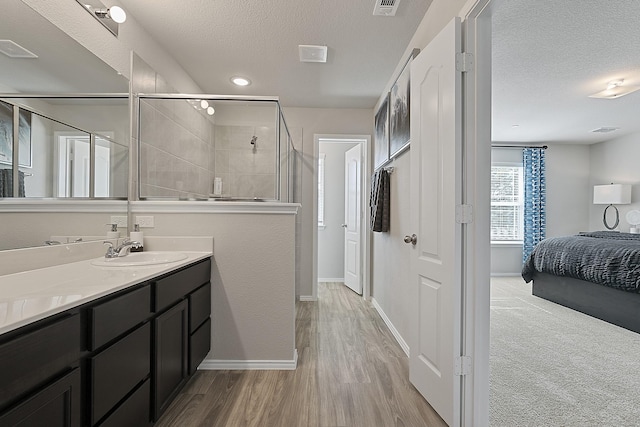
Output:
[0, 1, 130, 250]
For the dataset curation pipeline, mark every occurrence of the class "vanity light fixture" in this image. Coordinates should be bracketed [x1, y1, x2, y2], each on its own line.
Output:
[200, 100, 209, 109]
[76, 0, 127, 36]
[207, 106, 215, 115]
[589, 78, 640, 99]
[231, 77, 251, 87]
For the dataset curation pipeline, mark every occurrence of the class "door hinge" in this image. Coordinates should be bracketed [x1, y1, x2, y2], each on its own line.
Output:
[455, 52, 474, 73]
[455, 356, 472, 376]
[455, 204, 473, 224]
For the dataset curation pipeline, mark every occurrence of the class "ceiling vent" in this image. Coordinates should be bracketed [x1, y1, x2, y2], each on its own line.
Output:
[591, 127, 620, 133]
[0, 40, 38, 58]
[299, 45, 328, 63]
[373, 0, 400, 16]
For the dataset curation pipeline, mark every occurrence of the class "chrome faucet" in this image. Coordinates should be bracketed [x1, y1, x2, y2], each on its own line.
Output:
[103, 239, 142, 258]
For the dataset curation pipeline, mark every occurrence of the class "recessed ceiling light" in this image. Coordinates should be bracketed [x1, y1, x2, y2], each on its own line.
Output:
[200, 100, 209, 109]
[591, 127, 620, 133]
[231, 76, 251, 86]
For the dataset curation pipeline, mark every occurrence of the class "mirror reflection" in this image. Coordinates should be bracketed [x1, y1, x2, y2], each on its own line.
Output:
[0, 0, 129, 251]
[0, 97, 128, 199]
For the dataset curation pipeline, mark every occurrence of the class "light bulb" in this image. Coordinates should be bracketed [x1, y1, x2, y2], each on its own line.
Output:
[200, 100, 209, 109]
[207, 106, 215, 115]
[108, 6, 127, 24]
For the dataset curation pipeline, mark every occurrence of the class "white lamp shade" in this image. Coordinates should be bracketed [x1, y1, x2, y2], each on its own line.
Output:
[593, 184, 631, 205]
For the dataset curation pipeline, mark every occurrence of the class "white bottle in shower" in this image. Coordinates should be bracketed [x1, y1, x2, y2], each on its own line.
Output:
[213, 177, 223, 196]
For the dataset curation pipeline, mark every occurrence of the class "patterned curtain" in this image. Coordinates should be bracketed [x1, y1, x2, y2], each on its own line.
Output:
[522, 148, 546, 263]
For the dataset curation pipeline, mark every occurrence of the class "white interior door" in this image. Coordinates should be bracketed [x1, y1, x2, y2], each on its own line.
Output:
[409, 18, 463, 427]
[343, 144, 362, 294]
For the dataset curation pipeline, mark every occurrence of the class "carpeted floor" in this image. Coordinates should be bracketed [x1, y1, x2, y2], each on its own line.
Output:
[490, 276, 640, 426]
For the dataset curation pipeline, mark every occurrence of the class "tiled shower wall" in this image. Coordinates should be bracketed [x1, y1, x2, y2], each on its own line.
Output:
[139, 99, 214, 199]
[213, 125, 277, 199]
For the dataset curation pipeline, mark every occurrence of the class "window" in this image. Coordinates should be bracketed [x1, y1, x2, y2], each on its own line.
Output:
[318, 154, 326, 227]
[491, 164, 524, 242]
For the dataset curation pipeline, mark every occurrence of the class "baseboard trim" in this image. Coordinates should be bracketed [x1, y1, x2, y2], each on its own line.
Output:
[299, 295, 317, 302]
[199, 349, 298, 370]
[371, 298, 410, 357]
[318, 278, 344, 283]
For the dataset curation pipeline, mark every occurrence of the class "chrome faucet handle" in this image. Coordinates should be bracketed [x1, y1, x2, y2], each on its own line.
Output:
[103, 241, 118, 258]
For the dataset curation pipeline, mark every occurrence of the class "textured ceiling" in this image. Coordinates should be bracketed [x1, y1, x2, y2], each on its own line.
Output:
[117, 0, 432, 108]
[492, 0, 640, 144]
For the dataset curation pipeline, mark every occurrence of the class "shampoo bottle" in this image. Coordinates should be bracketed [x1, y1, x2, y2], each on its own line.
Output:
[129, 224, 144, 252]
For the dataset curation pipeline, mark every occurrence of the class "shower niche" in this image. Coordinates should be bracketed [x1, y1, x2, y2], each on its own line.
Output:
[137, 96, 293, 202]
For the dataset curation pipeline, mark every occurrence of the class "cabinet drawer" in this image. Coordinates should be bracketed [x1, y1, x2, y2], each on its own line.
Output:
[89, 285, 151, 350]
[100, 379, 152, 427]
[189, 318, 211, 374]
[154, 259, 211, 312]
[0, 368, 81, 427]
[91, 322, 151, 425]
[0, 314, 80, 410]
[189, 282, 211, 333]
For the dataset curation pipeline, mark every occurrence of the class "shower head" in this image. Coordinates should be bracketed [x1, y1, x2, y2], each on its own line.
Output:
[250, 136, 258, 145]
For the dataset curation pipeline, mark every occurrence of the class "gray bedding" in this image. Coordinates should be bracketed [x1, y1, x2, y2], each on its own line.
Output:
[521, 231, 640, 293]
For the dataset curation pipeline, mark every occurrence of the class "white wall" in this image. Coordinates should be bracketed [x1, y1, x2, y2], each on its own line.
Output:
[369, 0, 468, 353]
[589, 131, 640, 232]
[317, 142, 357, 281]
[282, 107, 373, 298]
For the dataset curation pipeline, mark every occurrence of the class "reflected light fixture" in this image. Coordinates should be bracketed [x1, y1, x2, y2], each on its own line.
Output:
[200, 100, 209, 109]
[76, 0, 127, 36]
[231, 76, 251, 86]
[589, 79, 640, 99]
[207, 106, 215, 116]
[593, 183, 632, 230]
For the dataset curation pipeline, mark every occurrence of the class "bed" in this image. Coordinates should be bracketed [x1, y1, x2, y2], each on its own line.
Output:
[521, 231, 640, 333]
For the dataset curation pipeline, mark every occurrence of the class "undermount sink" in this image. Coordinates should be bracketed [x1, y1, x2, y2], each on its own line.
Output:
[91, 251, 188, 267]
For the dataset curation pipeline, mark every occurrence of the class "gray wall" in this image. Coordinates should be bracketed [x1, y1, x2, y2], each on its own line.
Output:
[282, 107, 373, 298]
[589, 131, 640, 232]
[490, 145, 591, 275]
[317, 142, 357, 281]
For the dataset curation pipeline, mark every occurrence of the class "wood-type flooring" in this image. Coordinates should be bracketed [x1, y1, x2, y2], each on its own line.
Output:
[155, 282, 447, 427]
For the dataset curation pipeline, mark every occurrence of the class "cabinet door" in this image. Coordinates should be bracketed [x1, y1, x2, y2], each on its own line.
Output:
[0, 368, 81, 427]
[153, 300, 188, 420]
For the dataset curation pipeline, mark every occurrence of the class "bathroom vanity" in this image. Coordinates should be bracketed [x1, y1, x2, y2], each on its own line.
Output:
[0, 252, 211, 427]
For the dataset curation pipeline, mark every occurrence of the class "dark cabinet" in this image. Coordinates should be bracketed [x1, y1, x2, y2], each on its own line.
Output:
[90, 322, 151, 425]
[0, 368, 81, 427]
[0, 257, 211, 427]
[153, 299, 189, 420]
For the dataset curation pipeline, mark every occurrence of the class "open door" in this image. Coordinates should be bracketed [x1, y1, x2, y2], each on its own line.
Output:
[343, 144, 362, 294]
[409, 18, 464, 426]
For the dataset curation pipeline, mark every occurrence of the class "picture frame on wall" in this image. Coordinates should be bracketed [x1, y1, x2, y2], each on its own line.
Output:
[0, 100, 32, 168]
[374, 92, 390, 169]
[389, 48, 419, 159]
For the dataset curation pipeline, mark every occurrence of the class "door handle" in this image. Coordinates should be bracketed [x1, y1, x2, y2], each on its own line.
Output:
[341, 224, 347, 228]
[404, 234, 417, 245]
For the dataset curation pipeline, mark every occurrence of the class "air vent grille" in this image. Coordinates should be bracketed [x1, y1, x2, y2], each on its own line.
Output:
[0, 40, 38, 58]
[591, 127, 620, 133]
[373, 0, 400, 16]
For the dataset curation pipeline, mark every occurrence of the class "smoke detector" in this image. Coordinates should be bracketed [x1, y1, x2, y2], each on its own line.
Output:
[373, 0, 400, 16]
[299, 45, 327, 63]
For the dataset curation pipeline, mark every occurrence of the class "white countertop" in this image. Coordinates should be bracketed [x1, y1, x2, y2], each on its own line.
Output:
[0, 251, 211, 336]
